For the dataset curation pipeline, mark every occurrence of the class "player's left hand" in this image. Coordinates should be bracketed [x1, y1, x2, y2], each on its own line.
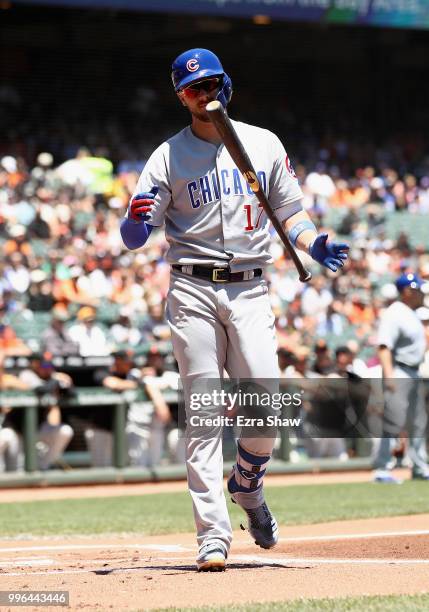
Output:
[309, 233, 349, 272]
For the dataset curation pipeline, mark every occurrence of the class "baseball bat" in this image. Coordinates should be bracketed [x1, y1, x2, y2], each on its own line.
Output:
[206, 100, 312, 283]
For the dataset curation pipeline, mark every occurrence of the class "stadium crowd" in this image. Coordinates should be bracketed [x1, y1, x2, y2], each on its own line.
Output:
[1, 109, 429, 472]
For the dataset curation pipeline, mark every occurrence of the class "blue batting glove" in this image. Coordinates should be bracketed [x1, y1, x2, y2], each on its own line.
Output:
[128, 186, 159, 223]
[309, 233, 349, 272]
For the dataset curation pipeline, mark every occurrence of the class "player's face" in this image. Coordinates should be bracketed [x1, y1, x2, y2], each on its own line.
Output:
[404, 286, 424, 309]
[178, 78, 221, 122]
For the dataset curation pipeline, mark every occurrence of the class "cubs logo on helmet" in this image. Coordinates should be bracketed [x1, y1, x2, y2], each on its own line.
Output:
[171, 48, 233, 108]
[186, 59, 199, 72]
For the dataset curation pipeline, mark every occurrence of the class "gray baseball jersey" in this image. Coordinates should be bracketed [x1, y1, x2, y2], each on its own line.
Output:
[131, 120, 303, 272]
[375, 301, 428, 477]
[378, 301, 426, 367]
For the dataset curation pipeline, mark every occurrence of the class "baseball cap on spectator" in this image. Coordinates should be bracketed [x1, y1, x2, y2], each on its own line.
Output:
[395, 273, 423, 292]
[77, 306, 96, 322]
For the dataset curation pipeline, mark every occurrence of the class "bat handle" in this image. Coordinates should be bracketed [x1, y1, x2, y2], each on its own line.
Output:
[299, 270, 312, 283]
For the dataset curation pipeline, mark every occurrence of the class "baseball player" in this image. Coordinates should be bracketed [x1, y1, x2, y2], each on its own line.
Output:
[373, 273, 429, 483]
[120, 48, 349, 571]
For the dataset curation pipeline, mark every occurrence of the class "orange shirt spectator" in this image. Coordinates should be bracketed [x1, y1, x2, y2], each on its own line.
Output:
[0, 324, 31, 356]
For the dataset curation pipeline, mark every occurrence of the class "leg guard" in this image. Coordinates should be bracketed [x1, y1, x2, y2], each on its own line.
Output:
[228, 442, 270, 509]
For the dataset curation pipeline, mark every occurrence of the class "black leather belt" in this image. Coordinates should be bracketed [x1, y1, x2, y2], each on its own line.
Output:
[395, 361, 419, 371]
[172, 265, 263, 283]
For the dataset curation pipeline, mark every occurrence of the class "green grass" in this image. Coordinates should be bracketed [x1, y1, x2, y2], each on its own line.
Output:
[152, 593, 429, 611]
[0, 481, 428, 537]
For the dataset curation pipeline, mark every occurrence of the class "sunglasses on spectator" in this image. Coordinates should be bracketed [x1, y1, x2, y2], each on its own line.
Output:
[182, 78, 221, 98]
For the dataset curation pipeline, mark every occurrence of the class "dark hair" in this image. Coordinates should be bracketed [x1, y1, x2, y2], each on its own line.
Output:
[335, 346, 353, 358]
[112, 350, 133, 360]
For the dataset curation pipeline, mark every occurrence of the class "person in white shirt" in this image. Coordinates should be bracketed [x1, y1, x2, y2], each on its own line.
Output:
[68, 306, 112, 357]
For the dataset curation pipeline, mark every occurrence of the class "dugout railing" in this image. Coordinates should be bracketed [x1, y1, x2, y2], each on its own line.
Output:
[0, 384, 375, 488]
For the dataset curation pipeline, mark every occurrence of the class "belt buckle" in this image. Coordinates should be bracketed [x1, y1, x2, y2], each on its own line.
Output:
[212, 268, 229, 283]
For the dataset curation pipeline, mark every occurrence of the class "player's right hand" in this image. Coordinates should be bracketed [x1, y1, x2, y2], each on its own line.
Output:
[128, 187, 158, 223]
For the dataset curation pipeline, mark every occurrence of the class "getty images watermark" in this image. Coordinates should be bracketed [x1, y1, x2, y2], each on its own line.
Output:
[188, 387, 303, 429]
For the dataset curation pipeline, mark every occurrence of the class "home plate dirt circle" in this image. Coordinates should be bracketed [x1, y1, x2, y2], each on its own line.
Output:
[1, 515, 429, 610]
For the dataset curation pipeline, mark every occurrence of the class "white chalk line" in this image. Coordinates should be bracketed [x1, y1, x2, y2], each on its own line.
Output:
[0, 543, 191, 554]
[0, 528, 428, 575]
[0, 528, 427, 555]
[234, 554, 429, 566]
[0, 558, 54, 568]
[279, 528, 429, 543]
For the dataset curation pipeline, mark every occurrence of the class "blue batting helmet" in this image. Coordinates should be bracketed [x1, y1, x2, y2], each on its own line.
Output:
[395, 273, 423, 292]
[171, 48, 232, 108]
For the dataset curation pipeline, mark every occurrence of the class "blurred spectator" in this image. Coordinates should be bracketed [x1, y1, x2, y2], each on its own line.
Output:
[88, 349, 173, 467]
[53, 265, 98, 307]
[0, 351, 27, 471]
[26, 271, 55, 312]
[282, 347, 313, 379]
[27, 208, 51, 239]
[55, 148, 93, 189]
[7, 353, 75, 470]
[3, 253, 31, 295]
[301, 276, 333, 322]
[41, 308, 79, 356]
[140, 301, 171, 342]
[311, 340, 333, 375]
[302, 346, 365, 461]
[278, 348, 295, 377]
[0, 323, 31, 356]
[304, 162, 336, 216]
[68, 306, 111, 356]
[110, 307, 142, 348]
[140, 347, 182, 464]
[0, 418, 20, 472]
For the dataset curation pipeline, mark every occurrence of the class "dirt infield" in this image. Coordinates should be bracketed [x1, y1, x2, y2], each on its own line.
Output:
[1, 513, 429, 610]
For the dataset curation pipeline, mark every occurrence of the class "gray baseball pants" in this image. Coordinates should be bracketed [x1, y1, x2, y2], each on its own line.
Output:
[374, 364, 428, 477]
[166, 270, 279, 551]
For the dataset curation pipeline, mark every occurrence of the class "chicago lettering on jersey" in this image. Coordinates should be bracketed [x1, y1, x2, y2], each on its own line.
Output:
[187, 169, 267, 209]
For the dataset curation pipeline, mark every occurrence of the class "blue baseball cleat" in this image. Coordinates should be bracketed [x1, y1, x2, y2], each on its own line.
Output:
[238, 502, 279, 549]
[228, 472, 279, 549]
